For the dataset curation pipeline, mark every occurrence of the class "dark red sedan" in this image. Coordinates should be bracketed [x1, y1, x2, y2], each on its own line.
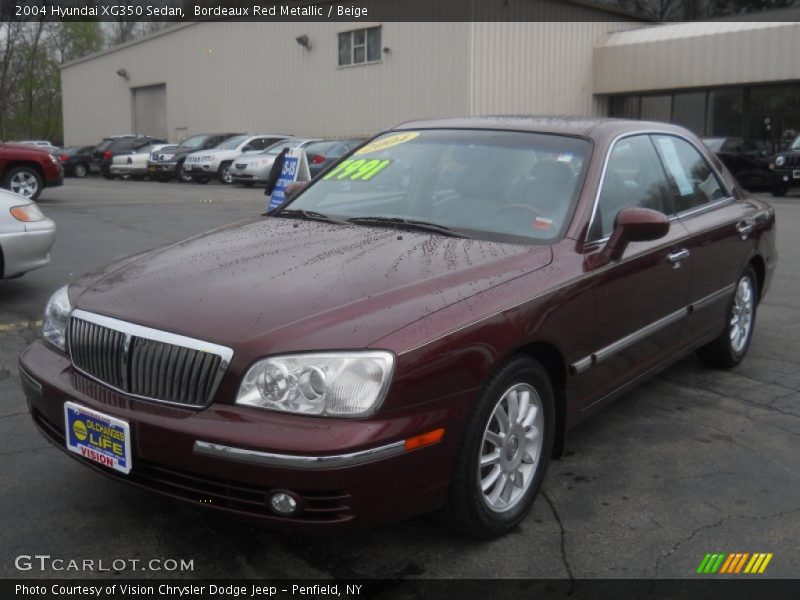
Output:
[20, 117, 776, 538]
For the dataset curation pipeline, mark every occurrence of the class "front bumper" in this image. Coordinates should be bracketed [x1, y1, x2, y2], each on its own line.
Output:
[771, 169, 800, 188]
[19, 340, 465, 531]
[147, 162, 177, 176]
[185, 163, 218, 175]
[110, 165, 148, 176]
[0, 219, 56, 277]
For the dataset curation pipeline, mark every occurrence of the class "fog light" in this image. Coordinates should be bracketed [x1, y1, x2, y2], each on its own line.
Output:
[270, 491, 298, 515]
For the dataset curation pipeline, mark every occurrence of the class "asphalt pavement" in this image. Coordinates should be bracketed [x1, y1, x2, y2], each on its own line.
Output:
[1, 177, 799, 580]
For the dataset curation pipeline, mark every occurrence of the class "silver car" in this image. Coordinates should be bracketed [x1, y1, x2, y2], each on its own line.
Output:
[184, 134, 291, 184]
[0, 188, 56, 278]
[230, 138, 321, 186]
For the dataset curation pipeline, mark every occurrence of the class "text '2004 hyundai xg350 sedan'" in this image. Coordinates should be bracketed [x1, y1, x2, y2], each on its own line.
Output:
[19, 117, 776, 538]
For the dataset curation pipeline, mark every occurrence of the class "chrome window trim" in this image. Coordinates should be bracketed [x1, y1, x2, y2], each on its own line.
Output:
[584, 130, 734, 245]
[193, 439, 405, 469]
[570, 282, 736, 374]
[68, 309, 233, 409]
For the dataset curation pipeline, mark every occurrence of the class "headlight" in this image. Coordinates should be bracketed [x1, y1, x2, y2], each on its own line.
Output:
[236, 351, 394, 417]
[775, 155, 786, 167]
[49, 153, 59, 164]
[254, 160, 272, 168]
[42, 285, 71, 352]
[10, 204, 45, 222]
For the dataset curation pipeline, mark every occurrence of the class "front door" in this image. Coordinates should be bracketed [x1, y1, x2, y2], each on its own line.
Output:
[577, 134, 693, 410]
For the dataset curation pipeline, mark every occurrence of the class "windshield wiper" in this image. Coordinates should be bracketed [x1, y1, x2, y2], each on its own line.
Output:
[347, 216, 471, 239]
[273, 209, 350, 225]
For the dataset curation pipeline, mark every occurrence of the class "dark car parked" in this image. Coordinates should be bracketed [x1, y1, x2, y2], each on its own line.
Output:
[58, 146, 95, 178]
[1, 141, 63, 200]
[147, 133, 243, 182]
[769, 134, 800, 196]
[703, 137, 772, 191]
[92, 136, 166, 179]
[305, 139, 364, 178]
[21, 117, 776, 538]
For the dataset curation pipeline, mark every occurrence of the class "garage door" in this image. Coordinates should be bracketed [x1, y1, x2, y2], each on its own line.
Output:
[132, 84, 167, 140]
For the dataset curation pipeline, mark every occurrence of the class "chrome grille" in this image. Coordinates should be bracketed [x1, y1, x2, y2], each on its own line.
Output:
[68, 311, 231, 408]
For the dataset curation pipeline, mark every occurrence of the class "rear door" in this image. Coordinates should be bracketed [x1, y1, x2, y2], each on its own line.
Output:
[577, 134, 693, 408]
[652, 134, 756, 345]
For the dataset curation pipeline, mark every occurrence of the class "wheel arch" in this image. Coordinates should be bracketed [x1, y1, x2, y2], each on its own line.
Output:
[511, 340, 568, 459]
[749, 254, 765, 303]
[3, 160, 45, 180]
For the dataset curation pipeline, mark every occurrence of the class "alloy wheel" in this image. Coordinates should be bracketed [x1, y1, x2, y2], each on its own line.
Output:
[9, 171, 39, 197]
[730, 276, 754, 354]
[478, 383, 544, 513]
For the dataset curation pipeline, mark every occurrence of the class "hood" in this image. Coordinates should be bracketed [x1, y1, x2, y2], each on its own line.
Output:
[71, 218, 552, 358]
[236, 153, 276, 166]
[0, 142, 50, 155]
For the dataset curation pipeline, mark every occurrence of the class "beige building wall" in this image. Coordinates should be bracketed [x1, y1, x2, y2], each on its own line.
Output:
[61, 21, 472, 145]
[470, 21, 637, 117]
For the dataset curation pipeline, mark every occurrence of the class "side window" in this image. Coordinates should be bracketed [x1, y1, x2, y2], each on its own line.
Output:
[590, 135, 670, 241]
[652, 135, 726, 214]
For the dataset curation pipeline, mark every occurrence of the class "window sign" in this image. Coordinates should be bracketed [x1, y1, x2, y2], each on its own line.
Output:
[268, 148, 310, 211]
[656, 137, 694, 197]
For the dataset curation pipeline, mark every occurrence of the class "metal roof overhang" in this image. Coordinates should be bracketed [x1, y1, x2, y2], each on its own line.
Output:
[594, 21, 800, 95]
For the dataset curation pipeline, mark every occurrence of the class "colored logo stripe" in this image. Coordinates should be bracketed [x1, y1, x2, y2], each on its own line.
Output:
[697, 552, 772, 574]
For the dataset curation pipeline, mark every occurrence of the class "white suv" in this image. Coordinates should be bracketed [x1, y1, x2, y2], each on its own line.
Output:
[184, 134, 291, 184]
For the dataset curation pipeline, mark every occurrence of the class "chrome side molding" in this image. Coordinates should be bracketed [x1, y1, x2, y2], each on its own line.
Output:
[570, 282, 736, 375]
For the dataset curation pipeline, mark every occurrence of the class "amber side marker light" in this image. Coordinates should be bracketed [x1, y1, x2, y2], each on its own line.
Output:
[404, 428, 445, 451]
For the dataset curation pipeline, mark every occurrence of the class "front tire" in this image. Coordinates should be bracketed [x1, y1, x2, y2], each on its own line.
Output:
[697, 266, 758, 369]
[445, 356, 554, 538]
[218, 161, 234, 184]
[177, 161, 192, 183]
[3, 166, 43, 201]
[770, 184, 788, 197]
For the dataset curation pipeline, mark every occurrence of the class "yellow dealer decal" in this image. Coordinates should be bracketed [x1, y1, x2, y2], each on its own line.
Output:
[355, 132, 420, 155]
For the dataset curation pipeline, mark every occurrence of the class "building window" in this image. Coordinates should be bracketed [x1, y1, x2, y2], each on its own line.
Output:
[338, 26, 381, 66]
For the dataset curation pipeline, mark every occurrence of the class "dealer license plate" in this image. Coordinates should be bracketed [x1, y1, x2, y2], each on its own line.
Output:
[64, 401, 132, 474]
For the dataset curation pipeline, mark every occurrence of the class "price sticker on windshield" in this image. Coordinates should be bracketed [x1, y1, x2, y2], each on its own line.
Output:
[355, 132, 419, 155]
[324, 159, 392, 182]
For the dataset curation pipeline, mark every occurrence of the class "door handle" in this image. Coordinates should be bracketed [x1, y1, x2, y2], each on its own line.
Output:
[736, 220, 754, 237]
[667, 248, 691, 266]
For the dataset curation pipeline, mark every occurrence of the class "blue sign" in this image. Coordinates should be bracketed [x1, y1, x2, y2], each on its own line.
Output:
[268, 155, 299, 211]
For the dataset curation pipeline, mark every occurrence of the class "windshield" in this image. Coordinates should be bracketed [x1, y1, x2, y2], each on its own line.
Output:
[283, 129, 590, 243]
[792, 136, 800, 151]
[179, 135, 210, 150]
[218, 135, 249, 150]
[265, 139, 304, 155]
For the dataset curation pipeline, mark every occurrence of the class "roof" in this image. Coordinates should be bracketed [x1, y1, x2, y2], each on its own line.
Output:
[391, 115, 690, 139]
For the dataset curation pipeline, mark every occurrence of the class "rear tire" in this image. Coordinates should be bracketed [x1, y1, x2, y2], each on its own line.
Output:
[3, 166, 43, 201]
[696, 266, 758, 369]
[73, 163, 88, 178]
[444, 356, 554, 539]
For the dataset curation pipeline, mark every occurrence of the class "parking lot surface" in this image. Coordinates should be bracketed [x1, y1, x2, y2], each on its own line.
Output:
[1, 178, 799, 579]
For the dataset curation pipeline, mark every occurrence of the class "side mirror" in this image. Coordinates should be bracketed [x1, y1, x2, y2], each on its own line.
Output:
[285, 181, 309, 199]
[589, 207, 670, 267]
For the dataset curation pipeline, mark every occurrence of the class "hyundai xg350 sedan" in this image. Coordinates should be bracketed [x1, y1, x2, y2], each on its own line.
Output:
[19, 117, 776, 538]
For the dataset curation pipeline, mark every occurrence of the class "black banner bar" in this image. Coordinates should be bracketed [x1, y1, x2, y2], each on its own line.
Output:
[3, 579, 800, 600]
